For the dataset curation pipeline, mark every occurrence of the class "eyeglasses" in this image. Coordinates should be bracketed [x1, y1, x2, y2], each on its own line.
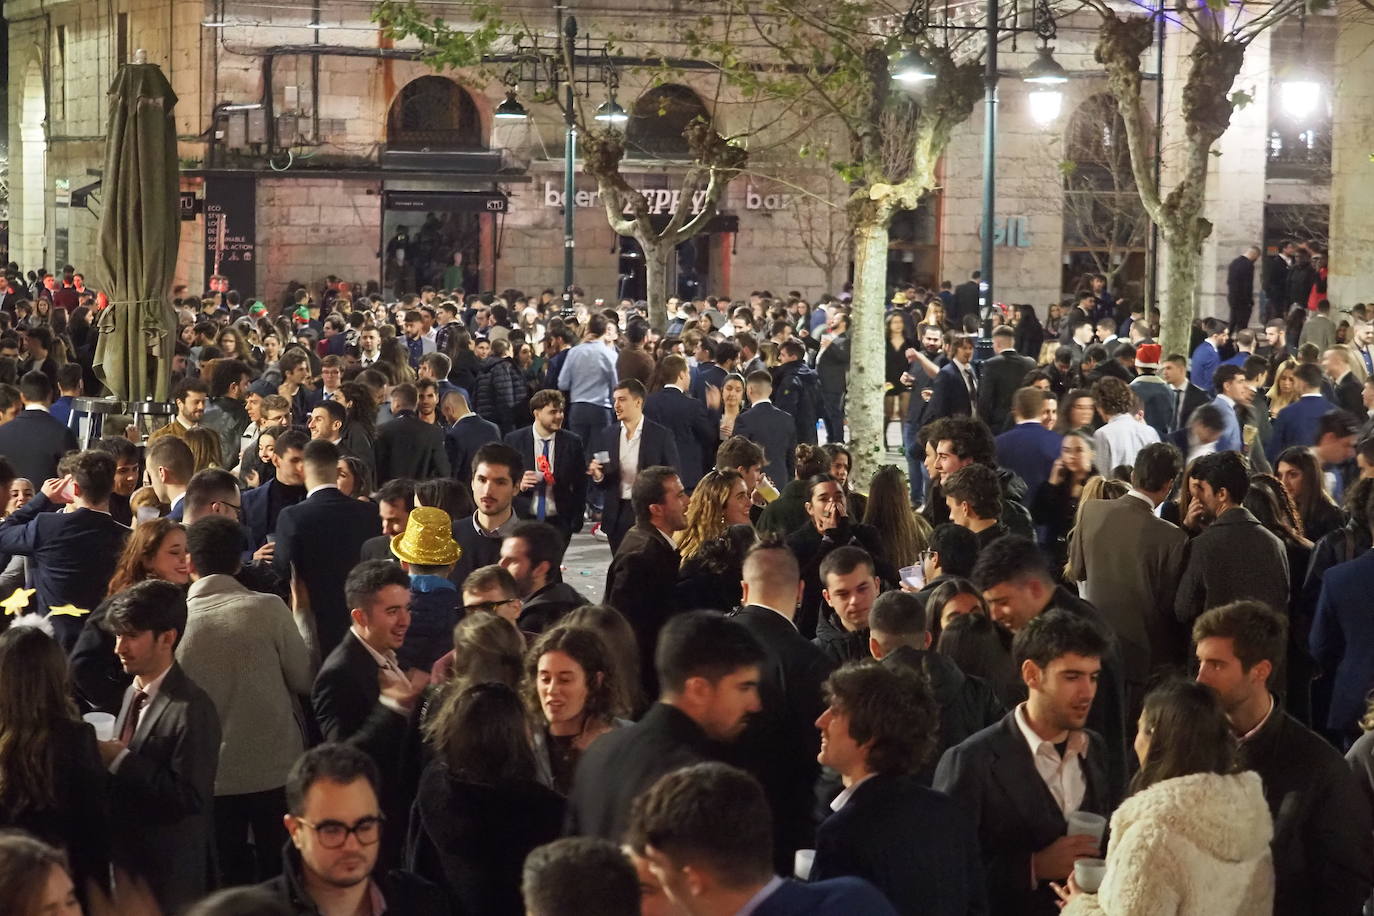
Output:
[917, 549, 934, 564]
[296, 815, 385, 849]
[464, 597, 519, 615]
[214, 500, 244, 519]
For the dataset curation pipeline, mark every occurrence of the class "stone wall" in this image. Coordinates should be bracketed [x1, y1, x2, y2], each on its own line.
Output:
[1328, 3, 1374, 304]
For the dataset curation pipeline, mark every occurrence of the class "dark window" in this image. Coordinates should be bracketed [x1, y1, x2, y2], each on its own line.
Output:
[385, 76, 484, 151]
[625, 85, 710, 159]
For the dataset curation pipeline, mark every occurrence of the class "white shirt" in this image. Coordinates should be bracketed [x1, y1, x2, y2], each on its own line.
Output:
[618, 419, 644, 500]
[351, 626, 410, 708]
[307, 483, 339, 498]
[1014, 703, 1088, 815]
[830, 773, 875, 812]
[532, 426, 558, 517]
[1092, 413, 1160, 474]
[109, 663, 174, 772]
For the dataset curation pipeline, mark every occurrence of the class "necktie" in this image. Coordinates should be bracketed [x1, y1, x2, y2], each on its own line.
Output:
[536, 438, 551, 521]
[1172, 388, 1183, 430]
[1362, 349, 1373, 376]
[120, 690, 149, 745]
[963, 367, 978, 415]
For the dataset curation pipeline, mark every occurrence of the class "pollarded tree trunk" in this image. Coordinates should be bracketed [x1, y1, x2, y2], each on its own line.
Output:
[846, 207, 894, 485]
[1161, 224, 1206, 356]
[643, 241, 672, 329]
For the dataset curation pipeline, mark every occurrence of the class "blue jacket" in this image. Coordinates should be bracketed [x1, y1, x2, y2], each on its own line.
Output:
[1311, 551, 1374, 734]
[754, 876, 898, 916]
[1214, 395, 1243, 453]
[994, 423, 1062, 498]
[1271, 394, 1336, 453]
[401, 575, 460, 673]
[1190, 340, 1221, 392]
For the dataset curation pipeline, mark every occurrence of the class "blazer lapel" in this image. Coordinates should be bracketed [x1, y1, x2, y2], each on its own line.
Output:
[130, 666, 184, 749]
[987, 715, 1067, 835]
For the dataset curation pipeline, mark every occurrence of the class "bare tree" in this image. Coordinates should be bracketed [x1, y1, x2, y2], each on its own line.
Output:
[1060, 93, 1149, 291]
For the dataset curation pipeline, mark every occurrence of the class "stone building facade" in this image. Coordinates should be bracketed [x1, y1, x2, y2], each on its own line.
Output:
[1, 0, 1357, 318]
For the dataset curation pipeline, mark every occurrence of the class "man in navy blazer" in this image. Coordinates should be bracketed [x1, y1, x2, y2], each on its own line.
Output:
[240, 428, 309, 552]
[644, 354, 718, 490]
[935, 610, 1120, 916]
[994, 388, 1063, 497]
[588, 379, 680, 551]
[811, 662, 986, 916]
[925, 334, 978, 423]
[733, 371, 797, 487]
[627, 763, 898, 916]
[505, 389, 587, 542]
[273, 440, 380, 658]
[0, 449, 129, 652]
[0, 371, 79, 484]
[442, 391, 501, 479]
[1271, 363, 1336, 452]
[1310, 545, 1374, 740]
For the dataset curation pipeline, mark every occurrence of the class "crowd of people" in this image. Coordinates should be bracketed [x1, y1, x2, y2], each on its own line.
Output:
[0, 259, 1371, 915]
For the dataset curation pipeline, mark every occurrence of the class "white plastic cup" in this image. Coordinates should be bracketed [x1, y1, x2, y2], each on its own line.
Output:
[1066, 810, 1107, 845]
[899, 565, 924, 589]
[793, 849, 815, 881]
[83, 712, 116, 742]
[594, 451, 611, 464]
[1074, 857, 1107, 893]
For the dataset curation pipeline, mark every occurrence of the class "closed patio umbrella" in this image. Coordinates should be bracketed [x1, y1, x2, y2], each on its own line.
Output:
[93, 49, 180, 402]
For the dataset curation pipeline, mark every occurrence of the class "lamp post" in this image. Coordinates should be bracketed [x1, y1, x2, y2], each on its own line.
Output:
[497, 7, 622, 316]
[892, 0, 1065, 334]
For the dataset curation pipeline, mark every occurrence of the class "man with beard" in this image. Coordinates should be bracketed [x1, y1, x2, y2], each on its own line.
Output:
[499, 520, 588, 635]
[505, 389, 587, 543]
[451, 442, 522, 585]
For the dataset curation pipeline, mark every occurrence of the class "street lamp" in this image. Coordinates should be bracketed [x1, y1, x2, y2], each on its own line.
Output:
[494, 90, 530, 120]
[594, 97, 629, 124]
[1280, 76, 1320, 120]
[891, 0, 1064, 334]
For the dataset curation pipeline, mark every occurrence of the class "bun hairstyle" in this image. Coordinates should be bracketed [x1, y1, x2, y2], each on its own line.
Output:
[794, 444, 828, 481]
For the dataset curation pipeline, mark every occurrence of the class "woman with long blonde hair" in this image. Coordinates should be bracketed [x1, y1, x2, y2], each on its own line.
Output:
[862, 465, 929, 569]
[676, 469, 753, 561]
[1266, 358, 1299, 416]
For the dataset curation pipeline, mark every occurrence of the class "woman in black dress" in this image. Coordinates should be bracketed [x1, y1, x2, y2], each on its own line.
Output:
[1031, 432, 1099, 575]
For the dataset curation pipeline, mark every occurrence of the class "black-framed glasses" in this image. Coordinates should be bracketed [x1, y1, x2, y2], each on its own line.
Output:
[214, 499, 244, 520]
[464, 597, 519, 615]
[296, 815, 385, 849]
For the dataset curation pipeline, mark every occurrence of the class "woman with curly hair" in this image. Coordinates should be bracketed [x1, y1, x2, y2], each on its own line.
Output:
[338, 380, 378, 462]
[862, 465, 930, 570]
[0, 629, 111, 899]
[563, 604, 643, 718]
[675, 470, 756, 613]
[107, 518, 190, 597]
[524, 625, 626, 794]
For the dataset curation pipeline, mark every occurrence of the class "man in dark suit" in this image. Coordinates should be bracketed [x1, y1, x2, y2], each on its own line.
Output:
[0, 370, 79, 484]
[733, 371, 797, 486]
[589, 379, 680, 551]
[98, 581, 221, 913]
[567, 611, 766, 841]
[994, 388, 1063, 497]
[813, 662, 987, 916]
[311, 560, 425, 867]
[451, 442, 524, 587]
[952, 271, 982, 326]
[0, 449, 129, 652]
[1264, 240, 1295, 321]
[274, 439, 380, 659]
[1322, 346, 1364, 415]
[935, 610, 1119, 916]
[1160, 354, 1210, 434]
[979, 326, 1037, 430]
[1311, 541, 1374, 740]
[926, 333, 978, 423]
[1227, 245, 1259, 333]
[625, 762, 899, 916]
[241, 428, 309, 553]
[645, 354, 718, 490]
[1272, 362, 1338, 453]
[729, 541, 836, 872]
[972, 536, 1129, 794]
[373, 382, 450, 484]
[442, 390, 500, 481]
[603, 467, 690, 699]
[815, 314, 850, 444]
[506, 389, 587, 543]
[868, 591, 1004, 783]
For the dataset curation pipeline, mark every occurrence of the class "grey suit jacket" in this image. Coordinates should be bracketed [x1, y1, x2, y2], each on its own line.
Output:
[109, 663, 221, 912]
[1174, 506, 1290, 626]
[1068, 493, 1188, 683]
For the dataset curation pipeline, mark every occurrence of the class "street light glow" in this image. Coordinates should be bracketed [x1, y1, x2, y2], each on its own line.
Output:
[1281, 79, 1320, 119]
[1028, 88, 1063, 125]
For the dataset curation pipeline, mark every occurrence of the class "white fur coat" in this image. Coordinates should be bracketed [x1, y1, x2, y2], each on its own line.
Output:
[1063, 770, 1274, 916]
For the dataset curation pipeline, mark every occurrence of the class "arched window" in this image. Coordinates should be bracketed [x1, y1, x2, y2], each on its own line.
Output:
[625, 85, 711, 159]
[386, 76, 484, 150]
[1061, 93, 1148, 298]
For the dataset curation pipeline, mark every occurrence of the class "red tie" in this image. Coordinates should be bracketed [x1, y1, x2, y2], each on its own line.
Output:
[120, 690, 148, 745]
